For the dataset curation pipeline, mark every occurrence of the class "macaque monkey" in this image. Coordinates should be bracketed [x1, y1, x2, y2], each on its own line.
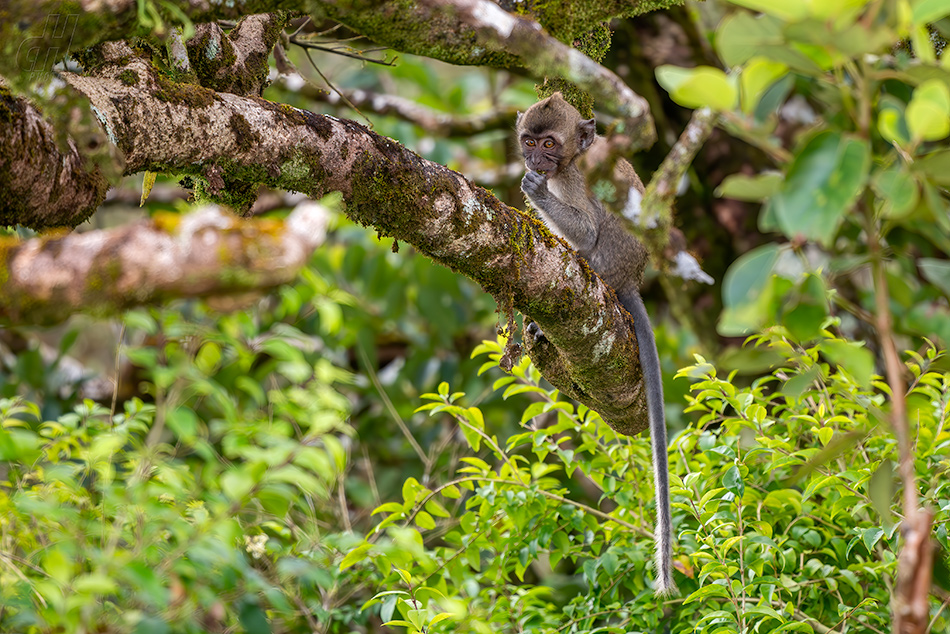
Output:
[517, 92, 674, 595]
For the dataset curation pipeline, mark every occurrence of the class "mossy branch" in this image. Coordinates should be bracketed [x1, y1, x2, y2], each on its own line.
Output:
[0, 203, 330, 325]
[55, 42, 652, 434]
[0, 85, 109, 230]
[3, 0, 657, 142]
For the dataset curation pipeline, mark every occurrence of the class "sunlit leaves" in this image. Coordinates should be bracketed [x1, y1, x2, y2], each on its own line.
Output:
[907, 79, 950, 142]
[740, 59, 788, 114]
[656, 65, 738, 111]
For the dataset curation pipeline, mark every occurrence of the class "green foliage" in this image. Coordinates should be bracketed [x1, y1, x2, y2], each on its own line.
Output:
[350, 335, 950, 633]
[0, 202, 513, 633]
[0, 298, 356, 631]
[659, 0, 950, 350]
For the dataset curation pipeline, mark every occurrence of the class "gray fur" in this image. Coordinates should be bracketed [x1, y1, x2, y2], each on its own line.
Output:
[518, 93, 675, 596]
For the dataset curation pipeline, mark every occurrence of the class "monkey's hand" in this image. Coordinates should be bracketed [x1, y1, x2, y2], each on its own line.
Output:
[526, 320, 547, 343]
[521, 170, 550, 203]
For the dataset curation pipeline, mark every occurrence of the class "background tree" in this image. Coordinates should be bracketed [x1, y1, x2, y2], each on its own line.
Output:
[1, 1, 950, 633]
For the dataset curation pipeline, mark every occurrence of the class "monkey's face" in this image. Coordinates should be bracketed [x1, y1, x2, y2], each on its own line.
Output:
[520, 135, 563, 175]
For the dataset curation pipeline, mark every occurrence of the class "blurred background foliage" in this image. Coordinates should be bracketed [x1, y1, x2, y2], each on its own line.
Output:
[2, 0, 950, 633]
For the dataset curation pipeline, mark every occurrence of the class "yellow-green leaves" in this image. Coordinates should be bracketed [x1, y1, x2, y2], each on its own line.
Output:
[656, 65, 737, 111]
[907, 79, 950, 142]
[740, 59, 788, 114]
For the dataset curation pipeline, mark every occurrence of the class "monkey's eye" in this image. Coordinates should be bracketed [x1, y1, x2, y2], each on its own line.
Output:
[524, 139, 536, 147]
[543, 139, 555, 148]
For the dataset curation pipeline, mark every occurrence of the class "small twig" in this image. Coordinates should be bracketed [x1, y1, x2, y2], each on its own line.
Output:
[290, 34, 397, 66]
[110, 323, 125, 422]
[640, 107, 716, 232]
[300, 48, 374, 127]
[356, 344, 429, 466]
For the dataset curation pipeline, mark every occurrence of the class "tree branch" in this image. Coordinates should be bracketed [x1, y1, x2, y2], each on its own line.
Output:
[0, 202, 329, 325]
[284, 78, 519, 137]
[3, 0, 657, 146]
[54, 42, 652, 434]
[0, 85, 109, 230]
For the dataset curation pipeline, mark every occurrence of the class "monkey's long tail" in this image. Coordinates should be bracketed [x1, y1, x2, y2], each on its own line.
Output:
[620, 288, 676, 597]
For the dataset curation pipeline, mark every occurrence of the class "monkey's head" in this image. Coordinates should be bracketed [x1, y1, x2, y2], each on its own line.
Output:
[516, 92, 597, 176]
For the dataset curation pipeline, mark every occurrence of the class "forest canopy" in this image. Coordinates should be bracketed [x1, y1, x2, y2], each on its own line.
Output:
[1, 1, 950, 633]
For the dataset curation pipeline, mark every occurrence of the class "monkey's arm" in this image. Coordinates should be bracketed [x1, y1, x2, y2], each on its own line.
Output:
[521, 171, 598, 253]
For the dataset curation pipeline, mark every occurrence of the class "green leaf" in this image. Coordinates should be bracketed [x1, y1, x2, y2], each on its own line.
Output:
[872, 166, 920, 219]
[719, 244, 782, 336]
[878, 97, 911, 147]
[194, 341, 222, 375]
[771, 131, 871, 246]
[916, 149, 950, 186]
[221, 469, 256, 501]
[723, 465, 745, 496]
[716, 171, 783, 202]
[862, 527, 885, 552]
[913, 0, 950, 23]
[819, 339, 875, 387]
[907, 79, 950, 141]
[783, 366, 820, 399]
[716, 13, 821, 71]
[783, 274, 829, 343]
[42, 548, 74, 584]
[869, 459, 894, 523]
[684, 583, 731, 604]
[722, 244, 781, 309]
[415, 511, 436, 530]
[166, 407, 198, 441]
[740, 59, 788, 114]
[73, 573, 118, 594]
[919, 258, 950, 296]
[340, 543, 371, 571]
[238, 598, 271, 634]
[656, 65, 738, 111]
[724, 0, 808, 21]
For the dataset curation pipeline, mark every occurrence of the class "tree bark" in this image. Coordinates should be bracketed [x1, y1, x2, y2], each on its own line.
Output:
[41, 42, 652, 433]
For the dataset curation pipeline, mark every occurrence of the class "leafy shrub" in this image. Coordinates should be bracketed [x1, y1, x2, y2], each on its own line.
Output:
[352, 333, 950, 633]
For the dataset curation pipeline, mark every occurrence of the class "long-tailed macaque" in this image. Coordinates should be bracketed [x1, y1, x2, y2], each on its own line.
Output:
[517, 92, 674, 595]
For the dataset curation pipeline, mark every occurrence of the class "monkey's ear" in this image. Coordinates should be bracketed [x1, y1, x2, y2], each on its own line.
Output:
[516, 111, 523, 126]
[578, 119, 596, 151]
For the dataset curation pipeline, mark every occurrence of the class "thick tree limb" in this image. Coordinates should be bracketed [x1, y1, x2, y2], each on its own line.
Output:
[3, 0, 656, 144]
[318, 0, 656, 145]
[0, 86, 109, 229]
[54, 43, 651, 434]
[0, 202, 329, 325]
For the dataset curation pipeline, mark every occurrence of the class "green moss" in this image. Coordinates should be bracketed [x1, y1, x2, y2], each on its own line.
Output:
[0, 239, 13, 287]
[194, 176, 259, 215]
[229, 112, 260, 151]
[117, 69, 139, 86]
[154, 74, 216, 107]
[85, 256, 123, 293]
[0, 86, 19, 124]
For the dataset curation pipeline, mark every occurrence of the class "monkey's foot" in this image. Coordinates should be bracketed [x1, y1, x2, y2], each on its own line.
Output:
[526, 321, 547, 343]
